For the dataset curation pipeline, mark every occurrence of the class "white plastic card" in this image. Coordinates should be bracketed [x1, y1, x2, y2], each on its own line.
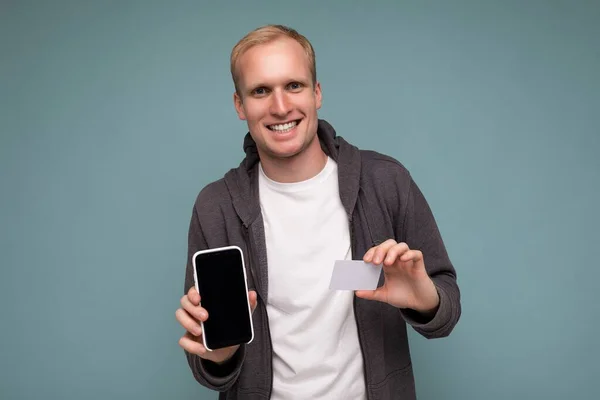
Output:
[329, 260, 382, 290]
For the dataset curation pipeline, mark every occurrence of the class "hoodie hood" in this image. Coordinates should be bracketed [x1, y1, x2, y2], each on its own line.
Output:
[224, 119, 361, 227]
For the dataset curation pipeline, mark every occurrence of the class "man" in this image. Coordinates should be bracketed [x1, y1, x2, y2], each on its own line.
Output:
[176, 24, 461, 400]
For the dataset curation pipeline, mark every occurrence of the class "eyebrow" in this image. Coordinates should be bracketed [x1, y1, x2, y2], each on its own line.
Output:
[247, 83, 269, 92]
[247, 78, 310, 93]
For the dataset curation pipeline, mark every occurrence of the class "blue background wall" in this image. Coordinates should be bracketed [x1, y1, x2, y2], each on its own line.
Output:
[1, 1, 598, 399]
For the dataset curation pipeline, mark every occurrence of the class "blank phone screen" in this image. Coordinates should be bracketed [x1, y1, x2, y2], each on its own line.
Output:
[194, 248, 252, 350]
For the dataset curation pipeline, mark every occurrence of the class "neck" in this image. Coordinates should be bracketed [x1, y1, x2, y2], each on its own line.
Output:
[259, 138, 328, 183]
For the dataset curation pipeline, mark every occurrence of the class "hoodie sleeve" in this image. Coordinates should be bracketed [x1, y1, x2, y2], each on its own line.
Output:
[183, 203, 246, 391]
[398, 177, 462, 338]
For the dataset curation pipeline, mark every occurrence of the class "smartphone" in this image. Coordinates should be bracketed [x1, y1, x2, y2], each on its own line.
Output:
[192, 246, 254, 351]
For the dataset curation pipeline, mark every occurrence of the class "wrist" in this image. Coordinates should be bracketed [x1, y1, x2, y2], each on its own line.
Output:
[413, 281, 440, 315]
[213, 345, 240, 365]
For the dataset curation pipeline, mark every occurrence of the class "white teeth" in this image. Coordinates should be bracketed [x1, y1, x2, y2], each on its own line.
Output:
[269, 120, 298, 132]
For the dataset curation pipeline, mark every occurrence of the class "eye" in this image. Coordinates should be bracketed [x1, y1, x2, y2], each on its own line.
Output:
[287, 82, 303, 91]
[251, 87, 269, 97]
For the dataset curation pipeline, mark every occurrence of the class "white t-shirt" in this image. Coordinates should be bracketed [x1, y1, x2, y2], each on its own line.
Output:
[258, 157, 367, 400]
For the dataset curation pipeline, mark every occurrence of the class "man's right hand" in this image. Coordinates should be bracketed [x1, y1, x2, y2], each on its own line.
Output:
[176, 286, 258, 364]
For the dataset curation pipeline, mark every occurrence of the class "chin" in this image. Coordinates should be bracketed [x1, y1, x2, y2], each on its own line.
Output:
[269, 145, 305, 159]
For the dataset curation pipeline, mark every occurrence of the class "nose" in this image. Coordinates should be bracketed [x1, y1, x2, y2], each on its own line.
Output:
[270, 90, 292, 117]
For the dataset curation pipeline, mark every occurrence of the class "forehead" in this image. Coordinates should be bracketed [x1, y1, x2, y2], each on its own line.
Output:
[237, 38, 311, 88]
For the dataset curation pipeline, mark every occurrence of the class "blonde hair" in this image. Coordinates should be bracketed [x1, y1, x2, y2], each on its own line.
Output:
[230, 25, 317, 96]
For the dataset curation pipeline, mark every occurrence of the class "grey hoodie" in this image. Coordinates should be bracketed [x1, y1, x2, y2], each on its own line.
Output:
[183, 119, 461, 399]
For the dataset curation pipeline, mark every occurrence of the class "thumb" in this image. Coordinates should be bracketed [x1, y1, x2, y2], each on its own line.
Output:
[355, 289, 385, 303]
[248, 290, 258, 313]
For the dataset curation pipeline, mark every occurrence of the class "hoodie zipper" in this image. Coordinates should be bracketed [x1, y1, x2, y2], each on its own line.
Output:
[350, 216, 372, 400]
[243, 224, 274, 399]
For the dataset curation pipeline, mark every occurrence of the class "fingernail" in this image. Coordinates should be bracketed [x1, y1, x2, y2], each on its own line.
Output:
[199, 311, 207, 319]
[194, 327, 202, 335]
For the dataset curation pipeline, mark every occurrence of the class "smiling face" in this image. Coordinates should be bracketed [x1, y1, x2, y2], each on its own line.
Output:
[233, 37, 323, 167]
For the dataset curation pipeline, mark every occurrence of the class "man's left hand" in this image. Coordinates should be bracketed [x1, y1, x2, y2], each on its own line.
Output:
[355, 239, 440, 316]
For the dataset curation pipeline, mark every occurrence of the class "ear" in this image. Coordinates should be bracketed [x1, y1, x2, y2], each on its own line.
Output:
[314, 81, 322, 110]
[233, 92, 247, 120]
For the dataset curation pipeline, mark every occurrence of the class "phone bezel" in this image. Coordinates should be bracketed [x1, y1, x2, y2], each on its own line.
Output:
[192, 245, 255, 351]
